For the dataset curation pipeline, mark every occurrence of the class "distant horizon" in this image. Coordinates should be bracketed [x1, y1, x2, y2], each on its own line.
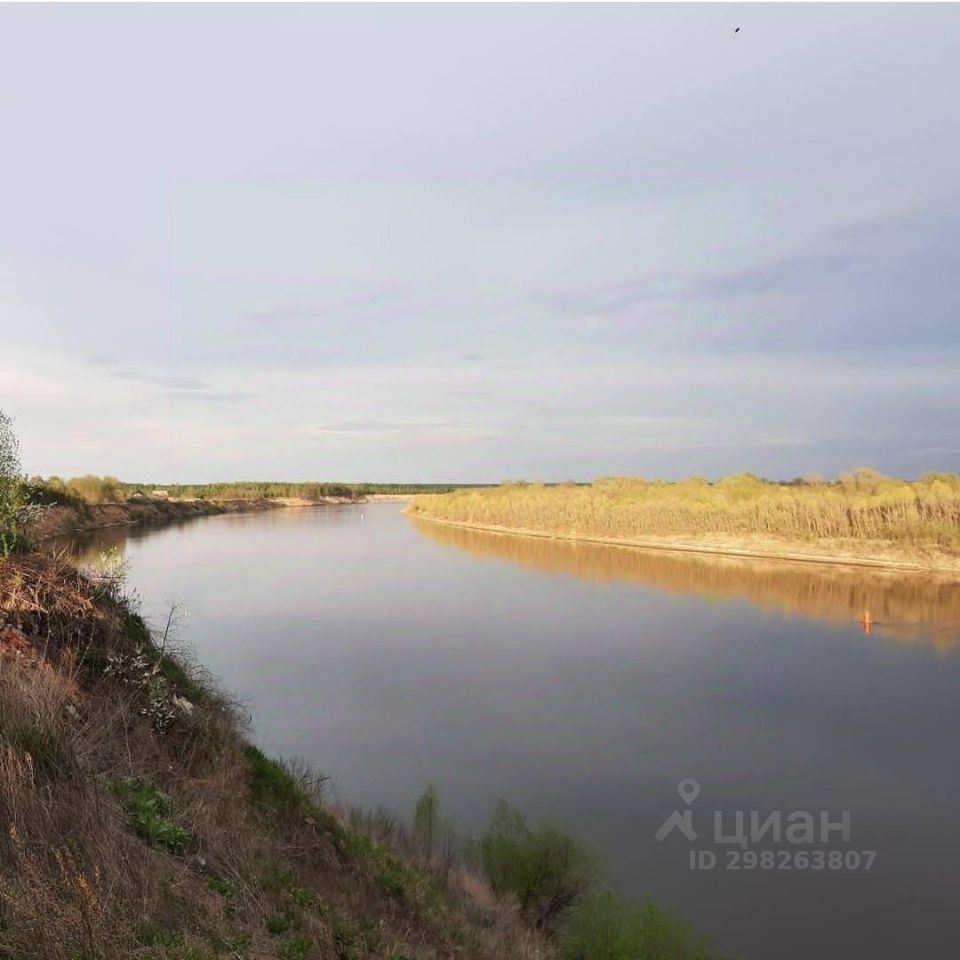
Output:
[29, 466, 956, 490]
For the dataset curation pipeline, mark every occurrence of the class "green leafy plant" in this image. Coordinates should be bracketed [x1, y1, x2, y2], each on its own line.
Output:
[207, 876, 238, 899]
[110, 776, 192, 854]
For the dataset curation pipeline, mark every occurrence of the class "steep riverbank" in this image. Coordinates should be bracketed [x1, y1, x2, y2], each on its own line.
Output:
[28, 497, 341, 540]
[0, 551, 548, 960]
[408, 510, 960, 575]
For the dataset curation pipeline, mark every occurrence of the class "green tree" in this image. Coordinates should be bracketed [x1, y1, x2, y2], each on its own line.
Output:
[479, 800, 597, 932]
[0, 409, 28, 555]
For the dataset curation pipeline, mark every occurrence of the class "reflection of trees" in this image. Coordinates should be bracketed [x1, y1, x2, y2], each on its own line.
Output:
[414, 519, 960, 650]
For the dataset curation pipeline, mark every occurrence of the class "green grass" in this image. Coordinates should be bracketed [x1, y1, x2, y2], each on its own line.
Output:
[333, 917, 383, 960]
[335, 825, 415, 900]
[206, 876, 238, 899]
[244, 745, 311, 818]
[559, 892, 723, 960]
[136, 923, 184, 948]
[110, 776, 192, 854]
[277, 936, 313, 960]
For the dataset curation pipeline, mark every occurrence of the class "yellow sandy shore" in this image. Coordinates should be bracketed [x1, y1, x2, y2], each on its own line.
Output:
[407, 510, 960, 576]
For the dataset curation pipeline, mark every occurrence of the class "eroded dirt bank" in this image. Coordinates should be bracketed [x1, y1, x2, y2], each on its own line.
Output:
[29, 498, 283, 539]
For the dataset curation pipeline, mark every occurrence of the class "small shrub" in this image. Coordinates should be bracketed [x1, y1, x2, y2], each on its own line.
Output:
[64, 474, 125, 505]
[413, 783, 440, 859]
[265, 909, 297, 935]
[207, 876, 238, 899]
[104, 644, 183, 733]
[479, 800, 597, 932]
[277, 935, 313, 960]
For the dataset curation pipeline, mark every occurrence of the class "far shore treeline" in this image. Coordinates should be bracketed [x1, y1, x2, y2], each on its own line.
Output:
[27, 476, 479, 506]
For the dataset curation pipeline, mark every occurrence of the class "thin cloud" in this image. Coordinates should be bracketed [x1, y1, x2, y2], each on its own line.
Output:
[164, 390, 255, 404]
[113, 371, 209, 391]
[546, 249, 856, 316]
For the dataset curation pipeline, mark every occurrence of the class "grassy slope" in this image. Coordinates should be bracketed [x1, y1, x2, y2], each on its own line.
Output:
[0, 554, 547, 960]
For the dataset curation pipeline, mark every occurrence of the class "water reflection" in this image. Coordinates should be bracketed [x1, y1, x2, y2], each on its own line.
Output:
[413, 518, 960, 649]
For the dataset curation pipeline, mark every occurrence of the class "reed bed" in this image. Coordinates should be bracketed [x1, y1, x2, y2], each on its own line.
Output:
[410, 470, 960, 549]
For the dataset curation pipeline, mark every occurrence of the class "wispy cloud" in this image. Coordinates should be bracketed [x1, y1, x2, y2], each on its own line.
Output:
[544, 249, 855, 317]
[164, 390, 256, 404]
[113, 371, 209, 391]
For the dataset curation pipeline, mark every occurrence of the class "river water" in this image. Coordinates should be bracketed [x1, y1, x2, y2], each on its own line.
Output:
[67, 502, 960, 959]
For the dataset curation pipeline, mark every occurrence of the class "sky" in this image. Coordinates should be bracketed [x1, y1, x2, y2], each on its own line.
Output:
[1, 3, 958, 483]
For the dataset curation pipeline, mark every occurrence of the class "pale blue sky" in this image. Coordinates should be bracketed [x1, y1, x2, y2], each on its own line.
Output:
[1, 4, 958, 482]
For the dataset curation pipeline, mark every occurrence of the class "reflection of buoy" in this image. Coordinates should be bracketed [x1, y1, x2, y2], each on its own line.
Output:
[860, 610, 873, 635]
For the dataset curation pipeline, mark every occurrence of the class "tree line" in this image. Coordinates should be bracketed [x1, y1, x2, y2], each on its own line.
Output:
[27, 476, 475, 506]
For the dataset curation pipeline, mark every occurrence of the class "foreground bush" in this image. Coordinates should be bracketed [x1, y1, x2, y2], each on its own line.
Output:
[480, 800, 598, 932]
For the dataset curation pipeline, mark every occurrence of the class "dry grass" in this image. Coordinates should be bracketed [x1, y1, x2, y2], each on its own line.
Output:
[0, 554, 552, 960]
[0, 553, 99, 624]
[409, 471, 960, 564]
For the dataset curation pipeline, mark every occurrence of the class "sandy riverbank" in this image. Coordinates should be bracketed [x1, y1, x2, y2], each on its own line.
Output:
[408, 510, 960, 576]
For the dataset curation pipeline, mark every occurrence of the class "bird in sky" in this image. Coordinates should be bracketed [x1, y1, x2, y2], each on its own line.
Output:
[734, 26, 741, 34]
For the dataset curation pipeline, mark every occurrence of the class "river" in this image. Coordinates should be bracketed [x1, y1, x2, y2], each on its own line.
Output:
[66, 502, 960, 959]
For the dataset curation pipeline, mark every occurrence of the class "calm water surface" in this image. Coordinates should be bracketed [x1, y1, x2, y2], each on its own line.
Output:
[71, 503, 960, 959]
